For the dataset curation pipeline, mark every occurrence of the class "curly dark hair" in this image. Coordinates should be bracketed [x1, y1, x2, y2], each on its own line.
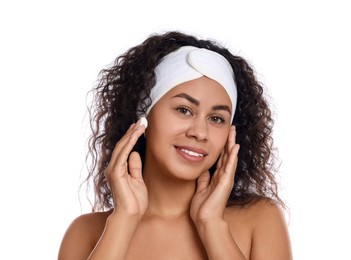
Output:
[84, 31, 284, 212]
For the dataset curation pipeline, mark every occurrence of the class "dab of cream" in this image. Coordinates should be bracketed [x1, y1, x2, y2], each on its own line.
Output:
[140, 117, 148, 129]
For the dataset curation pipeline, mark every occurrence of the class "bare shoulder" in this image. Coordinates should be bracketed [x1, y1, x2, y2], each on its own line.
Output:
[65, 210, 111, 241]
[58, 210, 112, 260]
[225, 198, 293, 260]
[225, 197, 288, 226]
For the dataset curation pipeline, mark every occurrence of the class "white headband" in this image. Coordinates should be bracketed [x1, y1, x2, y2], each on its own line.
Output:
[143, 46, 237, 122]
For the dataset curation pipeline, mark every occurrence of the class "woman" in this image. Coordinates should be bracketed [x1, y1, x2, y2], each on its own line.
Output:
[58, 31, 292, 259]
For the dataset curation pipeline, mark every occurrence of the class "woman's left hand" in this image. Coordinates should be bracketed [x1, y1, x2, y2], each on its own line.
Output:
[190, 125, 240, 226]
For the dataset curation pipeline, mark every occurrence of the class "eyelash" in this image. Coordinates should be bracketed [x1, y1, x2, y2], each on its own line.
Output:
[209, 116, 226, 124]
[176, 107, 193, 116]
[176, 107, 226, 124]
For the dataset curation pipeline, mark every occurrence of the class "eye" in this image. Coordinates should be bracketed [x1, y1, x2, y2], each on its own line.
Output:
[209, 116, 225, 124]
[176, 107, 193, 116]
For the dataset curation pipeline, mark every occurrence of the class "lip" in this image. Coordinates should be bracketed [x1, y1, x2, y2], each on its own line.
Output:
[174, 145, 208, 163]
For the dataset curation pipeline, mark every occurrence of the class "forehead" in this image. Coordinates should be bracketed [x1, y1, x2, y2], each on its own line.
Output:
[162, 76, 232, 105]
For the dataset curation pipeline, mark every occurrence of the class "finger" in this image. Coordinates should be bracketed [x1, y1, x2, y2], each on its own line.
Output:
[110, 119, 145, 166]
[224, 144, 240, 178]
[108, 123, 135, 168]
[196, 171, 211, 193]
[215, 143, 239, 186]
[107, 123, 146, 177]
[216, 149, 225, 169]
[227, 125, 236, 154]
[233, 125, 237, 144]
[113, 124, 145, 170]
[217, 125, 236, 172]
[128, 151, 143, 179]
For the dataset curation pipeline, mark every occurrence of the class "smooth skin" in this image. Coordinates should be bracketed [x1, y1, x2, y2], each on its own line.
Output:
[58, 77, 292, 260]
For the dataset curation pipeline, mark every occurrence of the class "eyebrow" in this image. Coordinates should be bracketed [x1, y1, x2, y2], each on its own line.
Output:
[171, 93, 232, 115]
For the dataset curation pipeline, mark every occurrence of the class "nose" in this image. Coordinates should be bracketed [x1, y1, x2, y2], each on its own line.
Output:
[185, 117, 208, 142]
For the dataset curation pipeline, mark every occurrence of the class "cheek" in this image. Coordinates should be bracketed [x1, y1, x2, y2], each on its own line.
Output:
[147, 109, 187, 138]
[210, 130, 228, 154]
[160, 115, 183, 129]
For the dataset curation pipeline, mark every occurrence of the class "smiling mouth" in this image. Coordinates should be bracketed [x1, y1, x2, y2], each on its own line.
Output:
[175, 146, 208, 158]
[180, 148, 204, 157]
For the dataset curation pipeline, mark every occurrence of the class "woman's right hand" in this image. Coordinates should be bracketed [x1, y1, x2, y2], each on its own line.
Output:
[105, 119, 148, 218]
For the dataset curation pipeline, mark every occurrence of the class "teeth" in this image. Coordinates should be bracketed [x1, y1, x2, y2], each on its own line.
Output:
[180, 149, 204, 157]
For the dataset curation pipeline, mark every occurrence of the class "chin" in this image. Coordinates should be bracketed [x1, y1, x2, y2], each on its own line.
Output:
[166, 165, 209, 181]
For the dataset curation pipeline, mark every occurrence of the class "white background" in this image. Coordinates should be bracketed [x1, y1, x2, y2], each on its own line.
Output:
[1, 1, 350, 259]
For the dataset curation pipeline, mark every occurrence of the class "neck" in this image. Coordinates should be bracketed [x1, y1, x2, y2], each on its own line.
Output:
[143, 166, 197, 219]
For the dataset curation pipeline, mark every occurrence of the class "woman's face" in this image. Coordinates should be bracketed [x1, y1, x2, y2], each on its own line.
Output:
[145, 76, 232, 180]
